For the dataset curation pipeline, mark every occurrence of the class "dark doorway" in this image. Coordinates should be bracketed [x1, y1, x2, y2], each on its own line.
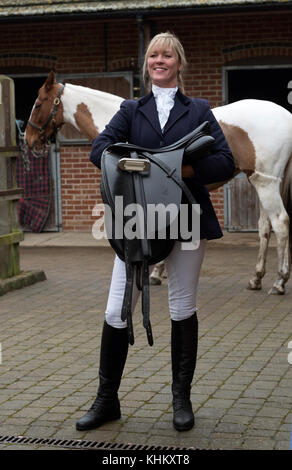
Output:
[10, 75, 58, 232]
[13, 76, 46, 127]
[225, 66, 292, 232]
[228, 67, 292, 112]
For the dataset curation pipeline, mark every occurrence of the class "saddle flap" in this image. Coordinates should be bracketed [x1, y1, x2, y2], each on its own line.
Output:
[139, 150, 183, 238]
[102, 147, 184, 239]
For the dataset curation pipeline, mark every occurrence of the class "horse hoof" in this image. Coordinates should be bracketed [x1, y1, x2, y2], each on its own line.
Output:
[247, 280, 262, 290]
[268, 286, 285, 295]
[150, 277, 162, 286]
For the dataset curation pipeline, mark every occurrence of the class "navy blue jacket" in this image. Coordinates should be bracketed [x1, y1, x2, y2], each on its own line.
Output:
[90, 89, 235, 240]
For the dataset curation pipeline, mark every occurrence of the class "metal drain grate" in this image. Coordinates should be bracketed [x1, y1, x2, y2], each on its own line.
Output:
[0, 434, 194, 451]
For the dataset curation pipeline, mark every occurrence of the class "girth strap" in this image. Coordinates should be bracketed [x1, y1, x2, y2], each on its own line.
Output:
[131, 152, 152, 258]
[142, 260, 153, 346]
[121, 150, 154, 346]
[121, 240, 135, 346]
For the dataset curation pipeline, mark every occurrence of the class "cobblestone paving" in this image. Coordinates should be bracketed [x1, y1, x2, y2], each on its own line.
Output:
[0, 244, 291, 450]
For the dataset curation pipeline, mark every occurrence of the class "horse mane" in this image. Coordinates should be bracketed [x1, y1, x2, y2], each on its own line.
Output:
[64, 83, 124, 104]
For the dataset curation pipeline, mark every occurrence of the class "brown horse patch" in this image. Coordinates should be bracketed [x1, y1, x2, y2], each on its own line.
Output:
[219, 120, 256, 176]
[74, 103, 99, 140]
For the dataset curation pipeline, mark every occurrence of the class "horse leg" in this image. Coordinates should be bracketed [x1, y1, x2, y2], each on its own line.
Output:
[267, 210, 290, 295]
[149, 261, 166, 285]
[249, 172, 290, 295]
[248, 204, 271, 290]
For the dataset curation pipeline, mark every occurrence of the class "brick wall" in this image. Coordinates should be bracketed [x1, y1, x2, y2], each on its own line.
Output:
[1, 9, 292, 231]
[0, 18, 138, 75]
[60, 145, 101, 231]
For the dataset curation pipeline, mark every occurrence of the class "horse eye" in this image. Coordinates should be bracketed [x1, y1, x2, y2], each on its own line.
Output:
[35, 103, 41, 109]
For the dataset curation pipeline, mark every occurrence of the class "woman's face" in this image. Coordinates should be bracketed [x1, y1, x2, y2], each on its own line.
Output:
[147, 46, 181, 88]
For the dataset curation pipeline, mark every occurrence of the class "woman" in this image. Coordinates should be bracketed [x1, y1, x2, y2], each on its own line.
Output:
[76, 32, 235, 432]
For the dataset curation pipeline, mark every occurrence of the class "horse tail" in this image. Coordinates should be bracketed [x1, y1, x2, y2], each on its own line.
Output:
[281, 153, 292, 260]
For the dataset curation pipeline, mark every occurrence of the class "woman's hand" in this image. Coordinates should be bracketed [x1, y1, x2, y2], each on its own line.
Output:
[182, 164, 195, 178]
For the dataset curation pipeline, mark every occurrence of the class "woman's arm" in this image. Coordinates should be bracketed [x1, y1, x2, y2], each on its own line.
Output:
[191, 103, 235, 185]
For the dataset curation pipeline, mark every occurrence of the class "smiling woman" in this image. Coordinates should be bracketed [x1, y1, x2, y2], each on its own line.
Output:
[77, 31, 236, 435]
[143, 31, 187, 93]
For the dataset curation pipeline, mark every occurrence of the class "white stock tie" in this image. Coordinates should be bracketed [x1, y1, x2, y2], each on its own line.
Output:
[152, 84, 178, 132]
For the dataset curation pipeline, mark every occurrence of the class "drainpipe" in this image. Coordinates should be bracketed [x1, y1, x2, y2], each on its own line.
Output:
[104, 23, 108, 72]
[137, 15, 145, 97]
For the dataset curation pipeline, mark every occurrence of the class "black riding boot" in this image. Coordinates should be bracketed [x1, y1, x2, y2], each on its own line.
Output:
[171, 312, 198, 431]
[76, 321, 129, 431]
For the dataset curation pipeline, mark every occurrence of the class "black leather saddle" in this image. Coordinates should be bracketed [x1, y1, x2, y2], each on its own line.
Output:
[100, 121, 215, 346]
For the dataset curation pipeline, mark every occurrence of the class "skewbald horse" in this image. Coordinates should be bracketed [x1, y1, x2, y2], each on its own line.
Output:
[25, 71, 292, 295]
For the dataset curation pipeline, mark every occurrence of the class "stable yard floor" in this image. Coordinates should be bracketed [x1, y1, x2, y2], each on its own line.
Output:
[0, 242, 291, 450]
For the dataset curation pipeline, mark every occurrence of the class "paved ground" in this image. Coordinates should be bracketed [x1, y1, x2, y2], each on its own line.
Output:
[0, 232, 291, 450]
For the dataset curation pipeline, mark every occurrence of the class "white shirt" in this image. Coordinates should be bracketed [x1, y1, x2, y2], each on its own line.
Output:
[152, 84, 178, 132]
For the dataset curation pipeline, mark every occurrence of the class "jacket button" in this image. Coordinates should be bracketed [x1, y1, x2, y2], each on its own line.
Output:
[159, 140, 164, 147]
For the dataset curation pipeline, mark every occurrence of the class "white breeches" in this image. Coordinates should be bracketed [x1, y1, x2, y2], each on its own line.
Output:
[105, 240, 206, 328]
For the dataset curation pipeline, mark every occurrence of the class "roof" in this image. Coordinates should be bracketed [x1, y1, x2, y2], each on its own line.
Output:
[1, 0, 292, 20]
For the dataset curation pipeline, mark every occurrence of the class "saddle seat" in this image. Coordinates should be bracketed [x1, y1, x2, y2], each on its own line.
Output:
[109, 121, 213, 156]
[100, 121, 215, 346]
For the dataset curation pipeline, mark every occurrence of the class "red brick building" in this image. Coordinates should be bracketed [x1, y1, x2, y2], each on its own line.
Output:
[1, 0, 292, 232]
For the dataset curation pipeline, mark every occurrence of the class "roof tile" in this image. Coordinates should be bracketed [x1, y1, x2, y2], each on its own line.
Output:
[0, 1, 291, 18]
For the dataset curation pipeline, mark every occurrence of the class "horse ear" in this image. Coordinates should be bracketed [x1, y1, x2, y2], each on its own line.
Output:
[44, 70, 56, 91]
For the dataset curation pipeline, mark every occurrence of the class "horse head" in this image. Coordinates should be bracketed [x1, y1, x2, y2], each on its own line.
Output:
[25, 70, 65, 156]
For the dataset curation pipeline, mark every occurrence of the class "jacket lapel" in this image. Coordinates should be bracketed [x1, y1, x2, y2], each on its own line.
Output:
[138, 89, 191, 138]
[138, 93, 163, 138]
[163, 90, 191, 135]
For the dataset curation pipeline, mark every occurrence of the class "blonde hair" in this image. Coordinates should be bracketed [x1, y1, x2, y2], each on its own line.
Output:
[143, 32, 187, 93]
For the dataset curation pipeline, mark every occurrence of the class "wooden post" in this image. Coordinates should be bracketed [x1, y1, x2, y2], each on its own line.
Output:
[0, 75, 24, 279]
[0, 75, 46, 294]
